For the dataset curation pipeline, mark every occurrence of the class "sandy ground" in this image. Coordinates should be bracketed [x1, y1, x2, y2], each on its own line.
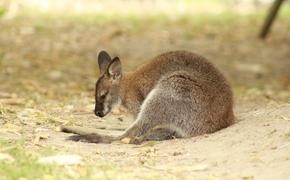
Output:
[2, 101, 289, 179]
[44, 102, 290, 180]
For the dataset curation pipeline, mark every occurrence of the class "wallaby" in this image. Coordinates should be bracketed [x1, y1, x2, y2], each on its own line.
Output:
[61, 50, 234, 144]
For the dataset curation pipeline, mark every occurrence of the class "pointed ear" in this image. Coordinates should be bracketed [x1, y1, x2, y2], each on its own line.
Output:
[98, 50, 111, 74]
[107, 57, 122, 80]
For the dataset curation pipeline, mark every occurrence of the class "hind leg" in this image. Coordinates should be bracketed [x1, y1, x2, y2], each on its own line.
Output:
[121, 89, 163, 138]
[121, 88, 178, 139]
[126, 88, 189, 143]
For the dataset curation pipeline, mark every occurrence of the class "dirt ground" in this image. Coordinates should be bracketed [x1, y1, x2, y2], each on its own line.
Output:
[47, 102, 290, 179]
[0, 2, 290, 179]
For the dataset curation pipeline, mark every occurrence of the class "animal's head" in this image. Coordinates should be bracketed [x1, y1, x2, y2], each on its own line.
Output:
[94, 50, 122, 117]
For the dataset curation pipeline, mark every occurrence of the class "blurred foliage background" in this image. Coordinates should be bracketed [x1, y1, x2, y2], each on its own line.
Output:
[0, 0, 289, 101]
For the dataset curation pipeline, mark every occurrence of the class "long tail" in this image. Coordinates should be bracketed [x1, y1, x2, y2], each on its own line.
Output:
[60, 126, 128, 143]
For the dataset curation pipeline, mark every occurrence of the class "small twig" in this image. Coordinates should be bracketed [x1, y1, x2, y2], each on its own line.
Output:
[0, 98, 25, 105]
[279, 141, 290, 149]
[280, 115, 290, 121]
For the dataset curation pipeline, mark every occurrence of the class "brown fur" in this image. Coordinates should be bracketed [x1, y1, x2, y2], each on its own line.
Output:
[61, 50, 234, 144]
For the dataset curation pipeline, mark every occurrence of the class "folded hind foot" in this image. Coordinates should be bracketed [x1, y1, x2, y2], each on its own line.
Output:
[129, 127, 180, 144]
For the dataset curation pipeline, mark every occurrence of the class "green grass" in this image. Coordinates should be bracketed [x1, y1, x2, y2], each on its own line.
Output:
[0, 6, 6, 17]
[0, 140, 66, 180]
[1, 0, 290, 24]
[281, 3, 290, 17]
[13, 5, 289, 34]
[0, 140, 127, 179]
[2, 0, 289, 37]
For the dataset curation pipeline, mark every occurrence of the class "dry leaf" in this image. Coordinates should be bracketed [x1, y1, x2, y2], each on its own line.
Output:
[173, 149, 183, 156]
[242, 176, 254, 180]
[55, 126, 62, 132]
[0, 98, 25, 105]
[34, 133, 50, 144]
[121, 137, 131, 144]
[76, 165, 87, 176]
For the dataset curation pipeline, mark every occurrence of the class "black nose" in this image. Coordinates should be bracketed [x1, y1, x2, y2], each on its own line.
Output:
[95, 110, 104, 117]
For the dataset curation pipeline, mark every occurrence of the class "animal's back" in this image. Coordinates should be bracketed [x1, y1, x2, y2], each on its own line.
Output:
[130, 51, 232, 99]
[123, 51, 234, 134]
